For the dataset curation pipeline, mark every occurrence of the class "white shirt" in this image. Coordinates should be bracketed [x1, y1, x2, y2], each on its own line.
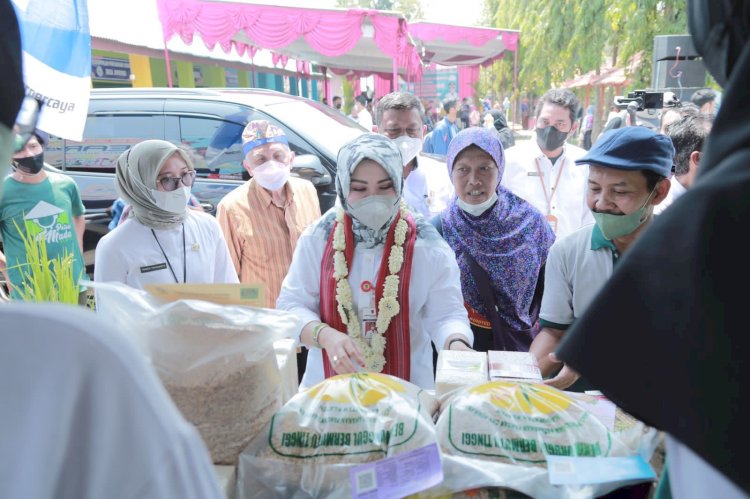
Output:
[667, 435, 746, 499]
[501, 138, 593, 238]
[0, 303, 223, 499]
[654, 175, 687, 215]
[402, 154, 455, 219]
[276, 217, 472, 390]
[356, 108, 374, 131]
[539, 224, 614, 328]
[95, 209, 239, 289]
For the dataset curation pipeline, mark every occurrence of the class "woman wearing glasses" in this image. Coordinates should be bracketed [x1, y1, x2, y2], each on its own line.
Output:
[94, 140, 238, 289]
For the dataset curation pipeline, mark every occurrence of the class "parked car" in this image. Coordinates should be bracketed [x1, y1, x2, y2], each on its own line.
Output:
[45, 87, 367, 275]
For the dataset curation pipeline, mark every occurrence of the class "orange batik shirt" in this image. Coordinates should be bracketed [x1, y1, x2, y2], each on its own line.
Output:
[216, 176, 321, 308]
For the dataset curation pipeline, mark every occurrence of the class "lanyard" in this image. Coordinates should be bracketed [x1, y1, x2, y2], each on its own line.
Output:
[150, 224, 186, 283]
[534, 156, 566, 215]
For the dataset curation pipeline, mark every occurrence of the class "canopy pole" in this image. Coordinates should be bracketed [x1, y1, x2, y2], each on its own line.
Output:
[512, 46, 519, 129]
[163, 44, 173, 88]
[250, 55, 256, 87]
[393, 58, 398, 92]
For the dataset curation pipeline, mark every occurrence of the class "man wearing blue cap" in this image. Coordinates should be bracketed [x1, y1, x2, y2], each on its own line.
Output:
[0, 128, 87, 301]
[529, 126, 674, 390]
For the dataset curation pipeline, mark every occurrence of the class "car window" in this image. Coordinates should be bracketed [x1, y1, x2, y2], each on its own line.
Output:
[179, 113, 319, 180]
[265, 99, 365, 162]
[47, 114, 164, 171]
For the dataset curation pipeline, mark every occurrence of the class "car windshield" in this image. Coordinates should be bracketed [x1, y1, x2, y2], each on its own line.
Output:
[265, 99, 365, 159]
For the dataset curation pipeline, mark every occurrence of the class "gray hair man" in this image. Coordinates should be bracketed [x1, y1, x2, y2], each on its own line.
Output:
[376, 92, 453, 218]
[655, 112, 714, 214]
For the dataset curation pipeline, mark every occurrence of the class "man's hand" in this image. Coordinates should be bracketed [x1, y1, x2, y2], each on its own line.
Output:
[542, 352, 580, 390]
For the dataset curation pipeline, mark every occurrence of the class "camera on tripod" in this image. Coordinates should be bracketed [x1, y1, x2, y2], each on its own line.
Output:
[613, 90, 665, 111]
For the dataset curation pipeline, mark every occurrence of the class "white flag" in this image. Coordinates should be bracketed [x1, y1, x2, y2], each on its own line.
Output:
[12, 0, 91, 141]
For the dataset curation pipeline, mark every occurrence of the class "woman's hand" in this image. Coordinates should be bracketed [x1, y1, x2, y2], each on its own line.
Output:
[318, 327, 366, 374]
[444, 334, 474, 351]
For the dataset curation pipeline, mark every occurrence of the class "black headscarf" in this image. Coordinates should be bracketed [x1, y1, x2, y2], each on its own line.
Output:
[557, 0, 750, 493]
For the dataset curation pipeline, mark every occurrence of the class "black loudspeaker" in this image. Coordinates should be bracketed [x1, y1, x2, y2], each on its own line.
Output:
[652, 34, 707, 90]
[653, 60, 707, 89]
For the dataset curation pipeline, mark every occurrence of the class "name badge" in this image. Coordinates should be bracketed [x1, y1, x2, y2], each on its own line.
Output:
[140, 262, 167, 273]
[546, 214, 558, 234]
[527, 171, 540, 176]
[360, 306, 377, 344]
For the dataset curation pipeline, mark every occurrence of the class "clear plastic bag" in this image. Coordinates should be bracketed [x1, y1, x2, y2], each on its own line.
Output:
[237, 372, 439, 499]
[430, 381, 659, 499]
[89, 281, 300, 465]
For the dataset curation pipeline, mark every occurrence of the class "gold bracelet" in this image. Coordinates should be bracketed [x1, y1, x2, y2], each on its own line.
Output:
[312, 322, 327, 348]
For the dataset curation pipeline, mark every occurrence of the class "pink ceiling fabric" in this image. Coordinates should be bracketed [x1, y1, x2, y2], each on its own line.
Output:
[408, 22, 501, 47]
[156, 0, 418, 78]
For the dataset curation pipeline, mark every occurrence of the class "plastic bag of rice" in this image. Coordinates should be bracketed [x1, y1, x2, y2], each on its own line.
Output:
[432, 381, 658, 499]
[237, 373, 439, 498]
[90, 281, 299, 465]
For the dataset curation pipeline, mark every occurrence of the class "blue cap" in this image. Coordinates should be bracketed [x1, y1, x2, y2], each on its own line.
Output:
[575, 126, 675, 177]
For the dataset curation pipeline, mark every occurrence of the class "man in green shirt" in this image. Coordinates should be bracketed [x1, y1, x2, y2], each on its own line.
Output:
[0, 129, 86, 300]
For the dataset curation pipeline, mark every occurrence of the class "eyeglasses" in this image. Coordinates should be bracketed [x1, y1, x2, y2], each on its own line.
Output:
[158, 170, 196, 191]
[13, 97, 43, 154]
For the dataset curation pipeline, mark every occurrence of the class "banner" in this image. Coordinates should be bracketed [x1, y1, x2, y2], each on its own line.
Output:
[12, 0, 92, 141]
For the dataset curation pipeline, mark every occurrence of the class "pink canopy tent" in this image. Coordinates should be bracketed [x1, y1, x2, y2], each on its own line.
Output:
[409, 22, 520, 104]
[155, 0, 422, 103]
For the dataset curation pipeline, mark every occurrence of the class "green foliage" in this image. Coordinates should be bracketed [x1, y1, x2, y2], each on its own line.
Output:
[11, 220, 80, 305]
[335, 0, 424, 19]
[484, 0, 688, 96]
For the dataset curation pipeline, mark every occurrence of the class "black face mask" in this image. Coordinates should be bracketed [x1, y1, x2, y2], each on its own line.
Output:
[536, 126, 569, 151]
[14, 152, 44, 174]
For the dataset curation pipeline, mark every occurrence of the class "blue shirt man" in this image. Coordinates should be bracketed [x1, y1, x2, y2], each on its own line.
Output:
[423, 97, 458, 156]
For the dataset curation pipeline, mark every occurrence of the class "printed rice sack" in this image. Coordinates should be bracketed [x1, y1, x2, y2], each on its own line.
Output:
[437, 381, 630, 465]
[259, 372, 439, 464]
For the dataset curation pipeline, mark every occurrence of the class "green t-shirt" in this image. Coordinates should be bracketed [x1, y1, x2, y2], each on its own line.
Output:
[0, 172, 87, 299]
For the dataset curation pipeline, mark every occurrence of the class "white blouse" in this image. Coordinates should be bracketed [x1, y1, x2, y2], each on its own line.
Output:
[276, 218, 473, 390]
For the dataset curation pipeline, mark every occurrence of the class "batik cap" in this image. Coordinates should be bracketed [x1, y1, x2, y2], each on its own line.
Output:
[241, 120, 289, 156]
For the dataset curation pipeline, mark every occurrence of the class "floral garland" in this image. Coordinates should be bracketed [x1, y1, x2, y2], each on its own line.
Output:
[333, 201, 409, 372]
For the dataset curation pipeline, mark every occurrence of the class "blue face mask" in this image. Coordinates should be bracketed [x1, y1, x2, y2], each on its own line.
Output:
[592, 187, 657, 240]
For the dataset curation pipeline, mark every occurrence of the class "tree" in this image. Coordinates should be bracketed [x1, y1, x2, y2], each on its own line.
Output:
[335, 0, 424, 20]
[483, 0, 687, 97]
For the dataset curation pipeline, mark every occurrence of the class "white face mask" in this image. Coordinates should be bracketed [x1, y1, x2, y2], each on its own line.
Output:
[151, 186, 190, 214]
[392, 135, 422, 167]
[457, 192, 498, 217]
[349, 195, 399, 231]
[252, 160, 290, 191]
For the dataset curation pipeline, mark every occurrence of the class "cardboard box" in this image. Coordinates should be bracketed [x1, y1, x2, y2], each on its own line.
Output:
[488, 351, 542, 382]
[435, 350, 489, 397]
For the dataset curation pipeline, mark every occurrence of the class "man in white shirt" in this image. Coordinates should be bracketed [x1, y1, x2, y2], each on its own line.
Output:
[501, 88, 593, 238]
[351, 94, 373, 131]
[375, 91, 454, 219]
[655, 113, 713, 214]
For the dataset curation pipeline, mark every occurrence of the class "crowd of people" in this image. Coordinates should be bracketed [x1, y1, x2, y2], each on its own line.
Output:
[1, 0, 747, 496]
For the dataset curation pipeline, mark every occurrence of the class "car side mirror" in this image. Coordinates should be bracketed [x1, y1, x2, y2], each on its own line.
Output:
[291, 154, 332, 186]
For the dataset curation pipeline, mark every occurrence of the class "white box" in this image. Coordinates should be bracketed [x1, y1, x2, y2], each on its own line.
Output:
[435, 350, 489, 397]
[488, 351, 542, 382]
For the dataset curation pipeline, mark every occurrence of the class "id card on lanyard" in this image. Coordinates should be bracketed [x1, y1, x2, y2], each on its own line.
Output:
[359, 280, 377, 345]
[535, 157, 565, 234]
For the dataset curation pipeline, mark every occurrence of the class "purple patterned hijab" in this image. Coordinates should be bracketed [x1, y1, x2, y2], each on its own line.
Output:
[441, 127, 555, 330]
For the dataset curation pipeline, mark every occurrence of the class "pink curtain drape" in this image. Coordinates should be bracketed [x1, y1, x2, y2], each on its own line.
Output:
[458, 65, 480, 100]
[374, 74, 393, 99]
